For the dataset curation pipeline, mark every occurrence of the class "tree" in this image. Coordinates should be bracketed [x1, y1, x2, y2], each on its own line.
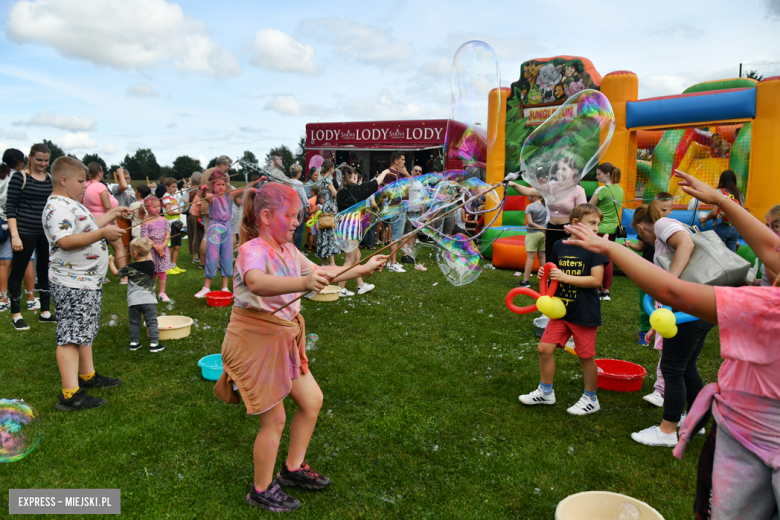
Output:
[172, 155, 202, 179]
[265, 145, 295, 175]
[160, 166, 173, 178]
[206, 157, 219, 169]
[121, 148, 161, 181]
[294, 137, 306, 169]
[81, 153, 108, 174]
[41, 139, 65, 170]
[745, 70, 764, 81]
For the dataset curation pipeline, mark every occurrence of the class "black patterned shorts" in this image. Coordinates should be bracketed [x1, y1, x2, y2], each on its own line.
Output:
[51, 284, 103, 346]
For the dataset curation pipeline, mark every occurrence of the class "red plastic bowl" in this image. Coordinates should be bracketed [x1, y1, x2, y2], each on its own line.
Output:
[206, 290, 233, 307]
[595, 359, 647, 392]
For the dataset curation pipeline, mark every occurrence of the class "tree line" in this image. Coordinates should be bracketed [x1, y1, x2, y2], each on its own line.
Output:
[39, 137, 307, 181]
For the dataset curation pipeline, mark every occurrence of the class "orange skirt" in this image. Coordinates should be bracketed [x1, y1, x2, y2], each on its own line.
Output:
[215, 307, 308, 415]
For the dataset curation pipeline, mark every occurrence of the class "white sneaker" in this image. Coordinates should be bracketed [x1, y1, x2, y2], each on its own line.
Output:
[519, 386, 556, 406]
[631, 425, 678, 447]
[388, 263, 406, 273]
[643, 390, 664, 408]
[356, 283, 375, 295]
[27, 298, 40, 311]
[679, 413, 706, 435]
[339, 288, 355, 297]
[0, 301, 9, 312]
[567, 394, 600, 415]
[194, 287, 210, 299]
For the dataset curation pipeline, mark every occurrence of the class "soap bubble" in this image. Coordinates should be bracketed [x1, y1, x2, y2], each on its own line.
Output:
[207, 223, 230, 245]
[444, 41, 501, 180]
[434, 234, 481, 287]
[615, 502, 641, 520]
[305, 333, 319, 352]
[0, 399, 43, 463]
[520, 89, 615, 205]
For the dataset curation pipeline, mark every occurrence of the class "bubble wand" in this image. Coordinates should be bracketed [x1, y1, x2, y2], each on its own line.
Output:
[271, 176, 512, 315]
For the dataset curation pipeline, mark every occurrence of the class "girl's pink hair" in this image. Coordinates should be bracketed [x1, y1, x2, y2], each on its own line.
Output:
[240, 183, 301, 244]
[201, 169, 227, 196]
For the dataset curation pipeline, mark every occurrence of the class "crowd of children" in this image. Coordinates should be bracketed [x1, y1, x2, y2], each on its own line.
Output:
[3, 141, 779, 515]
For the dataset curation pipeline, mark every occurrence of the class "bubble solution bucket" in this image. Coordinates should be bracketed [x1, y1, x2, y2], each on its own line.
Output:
[596, 359, 647, 392]
[555, 490, 664, 519]
[198, 354, 223, 381]
[206, 291, 233, 307]
[153, 316, 193, 340]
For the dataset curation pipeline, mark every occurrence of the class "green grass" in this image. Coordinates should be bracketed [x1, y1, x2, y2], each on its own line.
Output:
[0, 242, 721, 518]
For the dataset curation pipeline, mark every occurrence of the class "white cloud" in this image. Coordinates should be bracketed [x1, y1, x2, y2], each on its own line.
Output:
[7, 0, 241, 78]
[648, 23, 704, 41]
[102, 145, 118, 154]
[5, 130, 28, 140]
[639, 64, 736, 98]
[264, 95, 330, 117]
[167, 123, 178, 128]
[55, 132, 97, 151]
[250, 29, 319, 74]
[16, 109, 97, 131]
[127, 83, 159, 98]
[297, 17, 414, 67]
[0, 141, 9, 154]
[198, 155, 207, 168]
[342, 89, 429, 120]
[239, 126, 264, 134]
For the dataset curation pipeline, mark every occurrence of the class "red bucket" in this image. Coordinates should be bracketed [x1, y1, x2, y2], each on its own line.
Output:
[206, 290, 233, 307]
[596, 359, 647, 392]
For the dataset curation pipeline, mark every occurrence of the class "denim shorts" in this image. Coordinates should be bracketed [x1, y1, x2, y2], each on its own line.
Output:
[0, 240, 35, 262]
[390, 212, 405, 241]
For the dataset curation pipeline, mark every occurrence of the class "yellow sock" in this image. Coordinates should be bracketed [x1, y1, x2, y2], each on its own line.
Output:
[62, 387, 79, 399]
[79, 371, 95, 382]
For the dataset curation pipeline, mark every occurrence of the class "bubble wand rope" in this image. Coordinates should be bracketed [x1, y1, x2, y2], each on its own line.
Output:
[127, 169, 246, 214]
[271, 180, 507, 315]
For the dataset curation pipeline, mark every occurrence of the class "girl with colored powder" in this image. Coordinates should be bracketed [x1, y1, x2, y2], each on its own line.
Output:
[565, 170, 780, 519]
[213, 183, 387, 513]
[140, 196, 172, 302]
[194, 170, 243, 298]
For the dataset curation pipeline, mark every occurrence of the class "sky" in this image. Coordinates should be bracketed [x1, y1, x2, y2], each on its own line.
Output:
[1, 0, 779, 168]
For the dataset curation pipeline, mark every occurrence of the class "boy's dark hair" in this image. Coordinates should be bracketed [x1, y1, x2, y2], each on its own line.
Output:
[164, 177, 177, 187]
[136, 184, 151, 199]
[569, 203, 603, 224]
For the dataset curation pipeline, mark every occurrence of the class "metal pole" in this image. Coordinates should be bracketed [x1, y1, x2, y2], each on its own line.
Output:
[739, 63, 742, 78]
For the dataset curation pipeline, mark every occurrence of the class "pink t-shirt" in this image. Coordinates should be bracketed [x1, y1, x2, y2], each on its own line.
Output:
[652, 217, 686, 267]
[233, 238, 318, 321]
[81, 180, 117, 217]
[715, 286, 780, 400]
[546, 185, 586, 219]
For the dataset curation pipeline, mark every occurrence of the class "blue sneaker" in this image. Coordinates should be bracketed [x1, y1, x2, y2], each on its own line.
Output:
[638, 331, 649, 346]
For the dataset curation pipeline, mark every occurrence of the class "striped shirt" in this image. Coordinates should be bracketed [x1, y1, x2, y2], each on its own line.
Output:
[5, 171, 53, 236]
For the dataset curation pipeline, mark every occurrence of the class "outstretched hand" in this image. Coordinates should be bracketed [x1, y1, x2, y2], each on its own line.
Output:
[305, 269, 332, 293]
[674, 169, 722, 205]
[563, 223, 611, 256]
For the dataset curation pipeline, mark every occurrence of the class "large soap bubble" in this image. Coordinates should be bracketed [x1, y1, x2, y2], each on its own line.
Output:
[207, 223, 230, 245]
[520, 89, 615, 204]
[444, 41, 501, 180]
[1, 399, 43, 463]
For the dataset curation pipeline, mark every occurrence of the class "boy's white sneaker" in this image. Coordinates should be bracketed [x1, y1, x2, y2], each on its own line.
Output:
[339, 288, 355, 297]
[567, 394, 600, 415]
[387, 263, 406, 273]
[631, 425, 678, 447]
[519, 386, 556, 406]
[643, 390, 664, 408]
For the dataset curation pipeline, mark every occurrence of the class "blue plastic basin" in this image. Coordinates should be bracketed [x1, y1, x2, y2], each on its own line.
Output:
[198, 354, 223, 381]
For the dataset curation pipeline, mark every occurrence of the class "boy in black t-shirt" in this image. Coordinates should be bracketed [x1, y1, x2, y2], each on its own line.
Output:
[519, 204, 608, 416]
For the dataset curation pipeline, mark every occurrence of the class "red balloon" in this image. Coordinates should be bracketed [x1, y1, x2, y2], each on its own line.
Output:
[505, 287, 542, 315]
[539, 262, 559, 296]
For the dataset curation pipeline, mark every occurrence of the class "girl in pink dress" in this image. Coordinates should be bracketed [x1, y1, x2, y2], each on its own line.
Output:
[140, 196, 172, 302]
[565, 170, 780, 520]
[215, 183, 388, 513]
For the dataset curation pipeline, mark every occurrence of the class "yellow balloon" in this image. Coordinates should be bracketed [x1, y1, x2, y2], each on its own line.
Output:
[659, 325, 678, 339]
[536, 296, 554, 315]
[650, 308, 676, 333]
[548, 297, 567, 319]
